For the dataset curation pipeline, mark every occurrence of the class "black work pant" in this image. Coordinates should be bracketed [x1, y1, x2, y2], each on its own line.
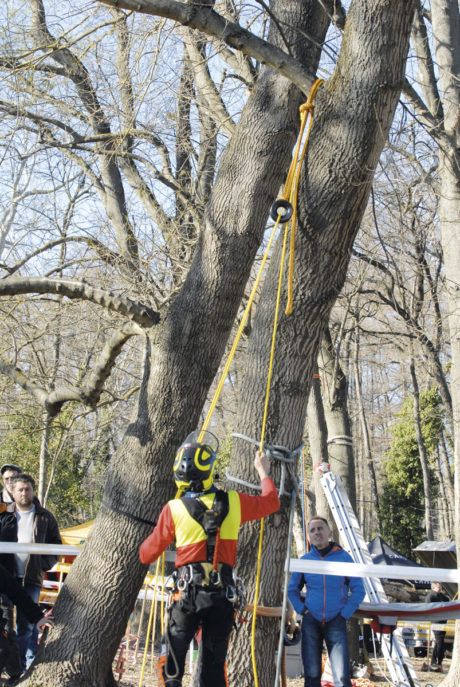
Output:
[431, 630, 446, 666]
[163, 591, 234, 687]
[0, 594, 22, 679]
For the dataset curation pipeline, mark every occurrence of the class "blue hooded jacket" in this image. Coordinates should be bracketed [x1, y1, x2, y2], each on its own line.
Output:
[288, 543, 365, 622]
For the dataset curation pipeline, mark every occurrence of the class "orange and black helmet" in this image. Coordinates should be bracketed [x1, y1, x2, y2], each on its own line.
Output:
[173, 430, 219, 492]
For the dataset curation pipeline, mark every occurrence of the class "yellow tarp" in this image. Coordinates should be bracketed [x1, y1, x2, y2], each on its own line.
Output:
[60, 519, 94, 546]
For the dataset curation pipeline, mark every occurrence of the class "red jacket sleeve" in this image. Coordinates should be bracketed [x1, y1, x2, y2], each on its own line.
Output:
[139, 503, 175, 564]
[238, 477, 280, 524]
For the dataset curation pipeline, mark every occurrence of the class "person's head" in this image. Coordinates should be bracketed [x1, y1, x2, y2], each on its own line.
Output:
[1, 464, 22, 496]
[173, 430, 219, 492]
[11, 473, 35, 510]
[307, 516, 332, 550]
[431, 582, 442, 593]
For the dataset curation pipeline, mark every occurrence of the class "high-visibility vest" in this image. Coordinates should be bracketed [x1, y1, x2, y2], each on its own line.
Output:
[169, 491, 241, 553]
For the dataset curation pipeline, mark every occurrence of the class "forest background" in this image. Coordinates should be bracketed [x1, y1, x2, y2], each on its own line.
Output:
[0, 0, 458, 685]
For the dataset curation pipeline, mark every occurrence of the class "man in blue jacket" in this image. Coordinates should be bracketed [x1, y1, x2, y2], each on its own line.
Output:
[288, 516, 365, 687]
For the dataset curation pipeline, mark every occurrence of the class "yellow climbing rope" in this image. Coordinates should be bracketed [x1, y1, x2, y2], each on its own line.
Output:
[200, 77, 324, 686]
[138, 554, 163, 687]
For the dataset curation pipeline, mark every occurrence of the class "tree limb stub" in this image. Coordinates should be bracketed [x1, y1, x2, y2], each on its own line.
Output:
[0, 277, 159, 327]
[98, 0, 315, 94]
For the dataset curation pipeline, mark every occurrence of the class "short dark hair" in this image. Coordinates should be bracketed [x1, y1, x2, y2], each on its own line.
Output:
[11, 473, 36, 491]
[308, 516, 330, 527]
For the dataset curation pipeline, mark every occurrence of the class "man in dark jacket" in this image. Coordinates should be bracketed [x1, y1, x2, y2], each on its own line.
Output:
[288, 516, 365, 687]
[9, 474, 61, 671]
[0, 562, 53, 683]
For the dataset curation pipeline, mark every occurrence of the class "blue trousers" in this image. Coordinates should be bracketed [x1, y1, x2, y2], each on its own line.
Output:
[16, 583, 40, 671]
[301, 612, 351, 687]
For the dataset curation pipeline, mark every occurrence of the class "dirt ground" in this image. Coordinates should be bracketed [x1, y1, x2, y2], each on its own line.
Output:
[115, 649, 451, 687]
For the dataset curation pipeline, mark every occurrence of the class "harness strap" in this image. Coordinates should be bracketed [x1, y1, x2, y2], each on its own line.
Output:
[180, 490, 229, 564]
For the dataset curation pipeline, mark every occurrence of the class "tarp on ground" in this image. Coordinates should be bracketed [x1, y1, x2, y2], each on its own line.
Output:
[367, 535, 431, 589]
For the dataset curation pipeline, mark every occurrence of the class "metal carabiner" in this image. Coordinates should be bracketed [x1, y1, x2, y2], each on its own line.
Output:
[226, 585, 237, 603]
[209, 569, 221, 587]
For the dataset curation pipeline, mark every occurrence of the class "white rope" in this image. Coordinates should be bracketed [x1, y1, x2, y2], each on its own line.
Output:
[289, 558, 460, 583]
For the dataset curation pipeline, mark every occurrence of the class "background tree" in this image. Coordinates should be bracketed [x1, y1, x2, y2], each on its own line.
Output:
[379, 386, 444, 555]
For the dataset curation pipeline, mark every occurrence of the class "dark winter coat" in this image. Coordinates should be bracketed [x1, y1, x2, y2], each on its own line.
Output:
[1, 502, 61, 588]
[0, 563, 43, 627]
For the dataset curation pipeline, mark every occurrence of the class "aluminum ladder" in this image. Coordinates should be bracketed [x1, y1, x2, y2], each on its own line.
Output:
[320, 469, 419, 687]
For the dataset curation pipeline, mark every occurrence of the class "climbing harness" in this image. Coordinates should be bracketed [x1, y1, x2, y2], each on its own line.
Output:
[180, 489, 229, 564]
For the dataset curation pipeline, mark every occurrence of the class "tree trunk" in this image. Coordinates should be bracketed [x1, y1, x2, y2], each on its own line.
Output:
[319, 328, 356, 511]
[38, 410, 52, 506]
[306, 365, 330, 520]
[409, 357, 433, 540]
[352, 330, 381, 531]
[439, 433, 455, 534]
[228, 3, 416, 684]
[23, 34, 311, 687]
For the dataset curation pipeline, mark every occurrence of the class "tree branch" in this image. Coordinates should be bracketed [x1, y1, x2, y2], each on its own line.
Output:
[0, 322, 142, 414]
[81, 321, 144, 406]
[1, 237, 122, 276]
[98, 0, 315, 94]
[0, 277, 159, 326]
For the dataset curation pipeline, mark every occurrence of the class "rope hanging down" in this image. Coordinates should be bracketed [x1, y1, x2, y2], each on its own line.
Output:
[198, 78, 324, 687]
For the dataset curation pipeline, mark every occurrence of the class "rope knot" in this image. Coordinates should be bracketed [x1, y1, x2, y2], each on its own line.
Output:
[299, 103, 314, 115]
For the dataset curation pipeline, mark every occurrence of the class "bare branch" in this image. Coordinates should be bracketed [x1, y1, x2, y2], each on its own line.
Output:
[0, 322, 142, 414]
[98, 0, 315, 94]
[183, 32, 236, 139]
[81, 321, 144, 406]
[0, 277, 159, 326]
[2, 237, 121, 276]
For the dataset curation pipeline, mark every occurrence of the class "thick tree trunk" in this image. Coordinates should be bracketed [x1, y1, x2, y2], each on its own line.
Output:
[228, 2, 416, 684]
[23, 37, 311, 687]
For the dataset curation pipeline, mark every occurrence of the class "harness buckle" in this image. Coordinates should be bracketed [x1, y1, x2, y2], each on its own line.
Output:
[177, 564, 194, 592]
[226, 585, 237, 603]
[209, 569, 221, 587]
